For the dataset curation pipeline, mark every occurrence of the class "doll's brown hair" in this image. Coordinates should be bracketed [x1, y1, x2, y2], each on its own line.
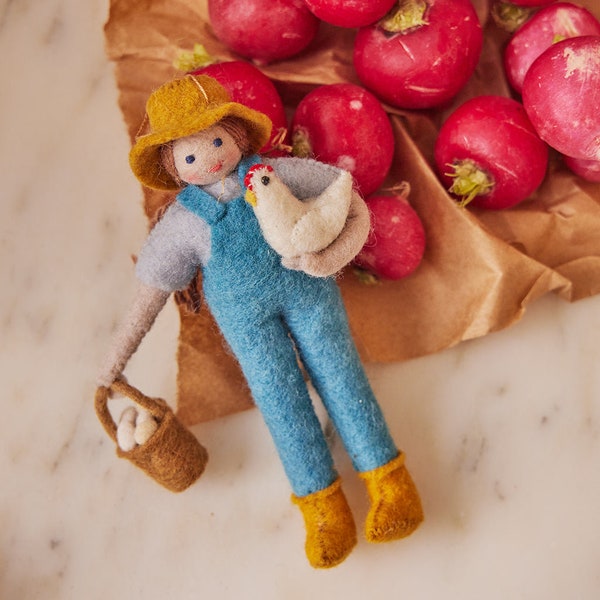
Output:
[159, 117, 252, 188]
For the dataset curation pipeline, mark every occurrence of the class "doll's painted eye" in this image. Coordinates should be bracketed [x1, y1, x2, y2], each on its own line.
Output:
[185, 155, 196, 164]
[213, 138, 223, 148]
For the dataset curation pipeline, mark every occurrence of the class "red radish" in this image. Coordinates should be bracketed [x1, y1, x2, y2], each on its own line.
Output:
[434, 95, 549, 209]
[504, 2, 600, 93]
[353, 0, 483, 110]
[302, 0, 397, 28]
[208, 0, 319, 65]
[522, 36, 600, 161]
[353, 194, 426, 281]
[291, 83, 395, 197]
[187, 56, 289, 154]
[564, 155, 600, 182]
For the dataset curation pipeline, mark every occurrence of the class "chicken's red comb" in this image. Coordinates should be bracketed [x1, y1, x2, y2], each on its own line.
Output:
[244, 164, 273, 190]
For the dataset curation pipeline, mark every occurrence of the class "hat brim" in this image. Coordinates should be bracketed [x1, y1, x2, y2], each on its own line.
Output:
[130, 102, 273, 191]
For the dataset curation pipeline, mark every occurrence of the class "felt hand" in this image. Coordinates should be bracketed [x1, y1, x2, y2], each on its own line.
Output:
[97, 362, 124, 389]
[281, 191, 370, 278]
[281, 252, 330, 277]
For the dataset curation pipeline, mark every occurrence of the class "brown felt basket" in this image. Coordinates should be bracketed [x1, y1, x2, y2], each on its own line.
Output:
[95, 379, 208, 492]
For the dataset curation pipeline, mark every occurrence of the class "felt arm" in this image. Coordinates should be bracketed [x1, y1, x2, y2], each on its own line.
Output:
[97, 282, 170, 387]
[282, 191, 370, 278]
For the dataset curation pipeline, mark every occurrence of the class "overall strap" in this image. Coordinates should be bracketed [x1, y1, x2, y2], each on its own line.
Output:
[177, 184, 227, 224]
[177, 154, 263, 224]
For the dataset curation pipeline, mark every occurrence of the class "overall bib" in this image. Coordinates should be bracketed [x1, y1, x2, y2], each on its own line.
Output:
[178, 156, 398, 497]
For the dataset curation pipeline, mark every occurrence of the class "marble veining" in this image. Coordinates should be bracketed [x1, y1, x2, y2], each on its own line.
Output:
[1, 0, 600, 598]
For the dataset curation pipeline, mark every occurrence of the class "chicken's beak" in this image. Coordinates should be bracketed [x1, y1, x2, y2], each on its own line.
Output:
[245, 188, 257, 207]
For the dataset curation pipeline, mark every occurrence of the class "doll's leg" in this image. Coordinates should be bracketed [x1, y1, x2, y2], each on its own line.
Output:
[224, 314, 336, 496]
[283, 285, 397, 473]
[219, 314, 357, 567]
[284, 284, 424, 542]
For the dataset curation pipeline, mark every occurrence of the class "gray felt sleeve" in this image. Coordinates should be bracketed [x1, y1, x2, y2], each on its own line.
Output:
[135, 202, 211, 292]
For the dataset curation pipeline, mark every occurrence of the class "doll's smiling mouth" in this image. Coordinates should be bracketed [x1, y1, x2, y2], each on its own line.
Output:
[208, 160, 224, 174]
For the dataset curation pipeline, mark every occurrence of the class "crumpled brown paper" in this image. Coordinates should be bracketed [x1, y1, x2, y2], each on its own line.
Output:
[104, 0, 600, 425]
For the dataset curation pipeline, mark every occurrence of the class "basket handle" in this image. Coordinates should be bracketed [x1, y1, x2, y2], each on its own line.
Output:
[94, 379, 168, 443]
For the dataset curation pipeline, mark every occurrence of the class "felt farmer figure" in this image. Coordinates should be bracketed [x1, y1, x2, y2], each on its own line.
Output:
[98, 74, 424, 569]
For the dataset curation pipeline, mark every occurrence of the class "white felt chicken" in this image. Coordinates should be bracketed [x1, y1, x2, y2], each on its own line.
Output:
[244, 164, 353, 258]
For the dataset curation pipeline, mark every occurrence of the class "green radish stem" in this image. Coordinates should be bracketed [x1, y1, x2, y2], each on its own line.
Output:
[174, 43, 217, 72]
[353, 267, 382, 285]
[490, 1, 533, 33]
[445, 160, 494, 207]
[291, 128, 313, 158]
[380, 0, 429, 34]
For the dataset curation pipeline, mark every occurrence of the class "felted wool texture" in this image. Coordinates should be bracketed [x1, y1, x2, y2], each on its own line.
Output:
[95, 381, 208, 492]
[131, 156, 369, 426]
[282, 274, 398, 475]
[134, 156, 366, 293]
[359, 452, 424, 543]
[136, 202, 211, 292]
[183, 157, 337, 494]
[178, 155, 398, 495]
[202, 156, 341, 204]
[245, 165, 352, 257]
[97, 282, 170, 387]
[266, 156, 340, 199]
[129, 75, 272, 191]
[224, 304, 340, 496]
[131, 153, 394, 495]
[280, 189, 371, 278]
[176, 300, 255, 423]
[292, 478, 357, 569]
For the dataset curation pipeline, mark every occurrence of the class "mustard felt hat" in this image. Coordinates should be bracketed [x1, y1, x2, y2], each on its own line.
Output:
[129, 74, 273, 190]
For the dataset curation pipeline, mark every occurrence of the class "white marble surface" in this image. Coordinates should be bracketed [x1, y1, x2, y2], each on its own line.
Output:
[2, 1, 600, 598]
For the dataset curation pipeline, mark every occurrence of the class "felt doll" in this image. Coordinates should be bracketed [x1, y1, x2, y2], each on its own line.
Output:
[98, 74, 424, 569]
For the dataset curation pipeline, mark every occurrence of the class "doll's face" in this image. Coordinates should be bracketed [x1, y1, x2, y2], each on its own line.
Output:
[172, 124, 242, 186]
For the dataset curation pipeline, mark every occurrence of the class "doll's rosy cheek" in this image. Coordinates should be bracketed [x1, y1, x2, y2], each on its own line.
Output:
[173, 149, 204, 182]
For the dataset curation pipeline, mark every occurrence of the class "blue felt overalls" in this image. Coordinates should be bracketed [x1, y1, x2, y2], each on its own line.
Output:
[175, 156, 398, 497]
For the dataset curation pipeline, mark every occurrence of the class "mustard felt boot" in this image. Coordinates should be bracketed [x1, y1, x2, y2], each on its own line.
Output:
[359, 452, 424, 543]
[292, 479, 357, 569]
